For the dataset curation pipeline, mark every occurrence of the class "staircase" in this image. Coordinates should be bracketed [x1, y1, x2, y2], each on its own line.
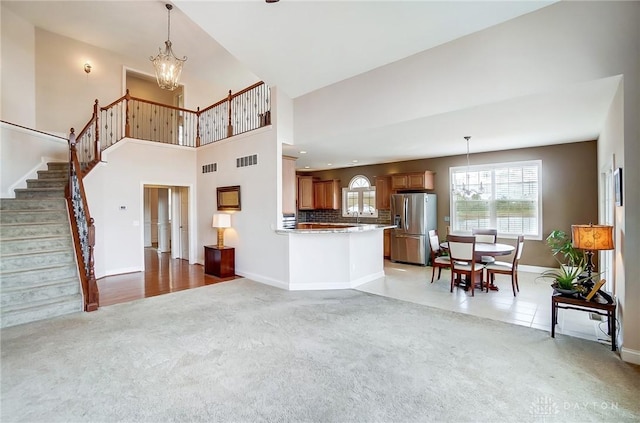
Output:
[0, 162, 83, 328]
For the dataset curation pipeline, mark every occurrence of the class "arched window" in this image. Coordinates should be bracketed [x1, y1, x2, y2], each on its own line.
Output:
[342, 175, 378, 218]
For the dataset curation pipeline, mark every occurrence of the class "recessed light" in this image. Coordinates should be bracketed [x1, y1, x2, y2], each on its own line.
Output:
[304, 166, 310, 169]
[327, 163, 333, 166]
[352, 160, 358, 163]
[299, 151, 307, 154]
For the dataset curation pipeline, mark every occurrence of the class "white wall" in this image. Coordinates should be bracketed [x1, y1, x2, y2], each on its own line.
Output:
[83, 139, 197, 278]
[0, 123, 68, 197]
[196, 126, 290, 288]
[1, 7, 36, 127]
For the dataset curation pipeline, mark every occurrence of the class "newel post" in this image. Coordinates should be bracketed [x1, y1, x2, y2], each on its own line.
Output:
[68, 128, 76, 197]
[125, 89, 131, 138]
[86, 218, 99, 311]
[93, 99, 101, 163]
[196, 107, 201, 147]
[227, 89, 233, 138]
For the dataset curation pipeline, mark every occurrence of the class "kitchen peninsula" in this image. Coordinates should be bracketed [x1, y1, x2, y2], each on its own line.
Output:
[276, 223, 394, 290]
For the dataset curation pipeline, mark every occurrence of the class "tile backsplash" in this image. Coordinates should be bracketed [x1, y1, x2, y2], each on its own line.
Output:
[298, 209, 391, 225]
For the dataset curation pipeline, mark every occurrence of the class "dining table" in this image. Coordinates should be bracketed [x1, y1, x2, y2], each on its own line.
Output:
[440, 241, 515, 291]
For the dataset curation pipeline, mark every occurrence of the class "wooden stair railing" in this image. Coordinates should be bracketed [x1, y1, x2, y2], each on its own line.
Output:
[66, 129, 98, 312]
[66, 81, 270, 311]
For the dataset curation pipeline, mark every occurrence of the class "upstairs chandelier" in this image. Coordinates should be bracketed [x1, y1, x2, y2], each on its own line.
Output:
[452, 136, 484, 200]
[150, 4, 187, 91]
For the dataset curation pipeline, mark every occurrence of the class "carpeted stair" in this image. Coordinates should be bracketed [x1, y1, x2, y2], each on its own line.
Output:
[0, 162, 83, 328]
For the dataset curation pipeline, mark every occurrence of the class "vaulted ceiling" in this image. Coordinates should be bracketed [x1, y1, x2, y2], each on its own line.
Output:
[4, 1, 619, 170]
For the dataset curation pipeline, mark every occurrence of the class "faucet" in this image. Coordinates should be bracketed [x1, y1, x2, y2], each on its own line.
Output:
[353, 211, 360, 224]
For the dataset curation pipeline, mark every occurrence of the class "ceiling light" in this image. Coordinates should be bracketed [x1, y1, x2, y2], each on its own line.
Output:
[352, 160, 358, 163]
[299, 151, 307, 154]
[150, 4, 187, 91]
[304, 166, 310, 169]
[327, 163, 333, 166]
[452, 136, 484, 200]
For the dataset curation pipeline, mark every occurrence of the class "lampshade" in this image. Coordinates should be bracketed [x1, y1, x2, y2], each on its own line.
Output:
[571, 224, 614, 251]
[212, 213, 231, 229]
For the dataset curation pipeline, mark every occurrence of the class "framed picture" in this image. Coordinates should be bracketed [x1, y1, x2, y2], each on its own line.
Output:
[614, 167, 623, 206]
[217, 185, 241, 211]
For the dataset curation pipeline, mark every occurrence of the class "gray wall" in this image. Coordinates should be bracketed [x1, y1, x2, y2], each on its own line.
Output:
[301, 140, 597, 268]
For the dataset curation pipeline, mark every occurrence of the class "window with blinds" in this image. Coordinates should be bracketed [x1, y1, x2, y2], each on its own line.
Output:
[450, 160, 541, 238]
[342, 175, 378, 218]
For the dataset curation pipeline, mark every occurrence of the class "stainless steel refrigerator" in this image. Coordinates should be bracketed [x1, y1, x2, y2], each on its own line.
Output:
[390, 193, 437, 265]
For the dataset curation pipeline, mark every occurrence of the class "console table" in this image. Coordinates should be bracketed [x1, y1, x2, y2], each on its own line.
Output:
[204, 245, 235, 278]
[551, 293, 617, 351]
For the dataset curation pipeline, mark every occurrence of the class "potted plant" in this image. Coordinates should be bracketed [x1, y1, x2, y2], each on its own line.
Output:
[545, 229, 583, 267]
[539, 258, 586, 295]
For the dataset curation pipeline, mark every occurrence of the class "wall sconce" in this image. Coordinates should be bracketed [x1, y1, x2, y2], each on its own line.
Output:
[84, 63, 92, 74]
[212, 213, 231, 249]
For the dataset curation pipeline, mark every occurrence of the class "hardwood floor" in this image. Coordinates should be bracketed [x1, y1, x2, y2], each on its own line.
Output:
[97, 248, 236, 306]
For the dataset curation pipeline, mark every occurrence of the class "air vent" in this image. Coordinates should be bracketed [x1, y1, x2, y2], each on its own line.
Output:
[237, 154, 258, 168]
[202, 163, 217, 173]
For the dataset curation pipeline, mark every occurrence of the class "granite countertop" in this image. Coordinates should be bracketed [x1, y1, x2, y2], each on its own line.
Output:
[275, 222, 396, 234]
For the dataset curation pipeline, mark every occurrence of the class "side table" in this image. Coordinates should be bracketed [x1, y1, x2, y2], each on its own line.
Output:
[204, 245, 235, 278]
[551, 293, 617, 351]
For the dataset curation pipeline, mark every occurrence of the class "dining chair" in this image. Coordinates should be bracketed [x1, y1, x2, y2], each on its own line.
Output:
[428, 229, 450, 283]
[447, 235, 483, 296]
[472, 228, 498, 265]
[485, 235, 525, 296]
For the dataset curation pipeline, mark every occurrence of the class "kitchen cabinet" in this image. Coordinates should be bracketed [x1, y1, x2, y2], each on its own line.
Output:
[375, 176, 391, 210]
[282, 156, 297, 214]
[384, 229, 391, 258]
[313, 180, 341, 210]
[297, 176, 315, 210]
[390, 171, 434, 190]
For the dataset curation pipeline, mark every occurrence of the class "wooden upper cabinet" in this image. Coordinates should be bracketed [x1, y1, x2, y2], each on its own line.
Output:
[297, 175, 315, 210]
[313, 180, 341, 210]
[282, 157, 297, 215]
[375, 176, 391, 210]
[390, 171, 434, 190]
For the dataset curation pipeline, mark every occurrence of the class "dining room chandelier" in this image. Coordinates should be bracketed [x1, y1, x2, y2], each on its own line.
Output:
[452, 136, 484, 199]
[150, 3, 187, 91]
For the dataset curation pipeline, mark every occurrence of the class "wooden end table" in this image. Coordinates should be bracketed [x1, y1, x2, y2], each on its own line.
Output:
[551, 293, 617, 351]
[204, 245, 235, 278]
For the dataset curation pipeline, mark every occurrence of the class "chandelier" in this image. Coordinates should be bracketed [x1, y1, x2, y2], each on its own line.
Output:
[452, 136, 484, 199]
[150, 4, 187, 91]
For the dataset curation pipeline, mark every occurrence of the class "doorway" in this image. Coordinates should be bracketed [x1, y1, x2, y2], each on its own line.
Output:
[144, 185, 190, 261]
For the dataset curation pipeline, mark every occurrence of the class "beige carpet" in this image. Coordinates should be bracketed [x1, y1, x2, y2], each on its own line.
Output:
[2, 279, 639, 422]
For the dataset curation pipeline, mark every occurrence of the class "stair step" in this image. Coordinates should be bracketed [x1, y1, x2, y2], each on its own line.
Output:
[46, 162, 69, 171]
[0, 198, 66, 211]
[1, 278, 80, 308]
[0, 249, 75, 273]
[14, 187, 66, 199]
[26, 178, 67, 189]
[37, 170, 69, 179]
[0, 264, 78, 288]
[0, 209, 69, 224]
[0, 236, 73, 256]
[0, 222, 70, 239]
[1, 294, 83, 328]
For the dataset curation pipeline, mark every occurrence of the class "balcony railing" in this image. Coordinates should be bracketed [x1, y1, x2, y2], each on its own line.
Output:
[73, 81, 270, 174]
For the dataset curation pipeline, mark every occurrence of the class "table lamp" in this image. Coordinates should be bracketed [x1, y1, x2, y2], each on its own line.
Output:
[571, 223, 614, 286]
[212, 213, 231, 248]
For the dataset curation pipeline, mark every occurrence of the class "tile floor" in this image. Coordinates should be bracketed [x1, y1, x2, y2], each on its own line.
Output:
[357, 260, 614, 346]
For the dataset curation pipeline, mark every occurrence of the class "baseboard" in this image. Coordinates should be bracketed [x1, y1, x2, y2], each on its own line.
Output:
[620, 347, 640, 365]
[236, 271, 289, 291]
[519, 264, 553, 274]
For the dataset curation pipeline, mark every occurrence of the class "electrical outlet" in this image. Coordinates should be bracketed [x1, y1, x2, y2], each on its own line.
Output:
[444, 216, 450, 222]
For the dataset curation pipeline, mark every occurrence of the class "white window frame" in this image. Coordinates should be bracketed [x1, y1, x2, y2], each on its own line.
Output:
[449, 160, 542, 239]
[342, 175, 378, 218]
